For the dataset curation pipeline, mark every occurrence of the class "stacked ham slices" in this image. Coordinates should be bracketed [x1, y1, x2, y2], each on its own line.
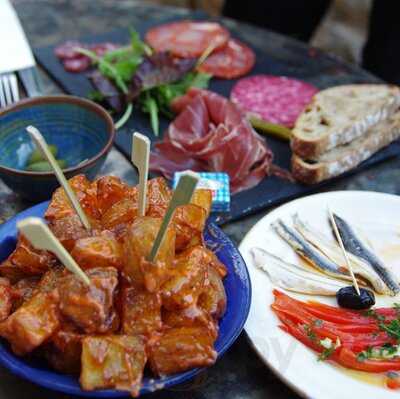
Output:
[150, 88, 275, 194]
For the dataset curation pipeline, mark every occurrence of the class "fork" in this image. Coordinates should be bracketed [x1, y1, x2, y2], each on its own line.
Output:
[0, 73, 19, 108]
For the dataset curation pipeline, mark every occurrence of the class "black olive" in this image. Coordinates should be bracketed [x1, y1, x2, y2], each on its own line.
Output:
[336, 286, 375, 310]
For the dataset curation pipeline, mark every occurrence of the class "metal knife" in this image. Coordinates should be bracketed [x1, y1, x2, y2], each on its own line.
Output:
[0, 0, 42, 96]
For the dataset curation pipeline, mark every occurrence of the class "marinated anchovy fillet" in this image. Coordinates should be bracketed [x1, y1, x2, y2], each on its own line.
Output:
[272, 219, 350, 280]
[332, 214, 400, 296]
[251, 247, 347, 295]
[292, 214, 388, 295]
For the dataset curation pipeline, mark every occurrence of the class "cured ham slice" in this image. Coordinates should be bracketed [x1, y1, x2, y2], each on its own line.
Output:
[150, 88, 275, 194]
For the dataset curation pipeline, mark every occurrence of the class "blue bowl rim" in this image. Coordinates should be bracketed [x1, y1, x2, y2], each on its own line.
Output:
[0, 201, 252, 397]
[0, 95, 115, 177]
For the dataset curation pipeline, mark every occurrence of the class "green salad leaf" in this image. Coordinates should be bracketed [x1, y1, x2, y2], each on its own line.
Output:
[151, 72, 211, 117]
[83, 28, 212, 132]
[139, 71, 212, 131]
[141, 92, 160, 136]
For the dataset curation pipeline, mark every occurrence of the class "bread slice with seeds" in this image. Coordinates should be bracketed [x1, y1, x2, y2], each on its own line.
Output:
[292, 112, 400, 184]
[291, 84, 400, 159]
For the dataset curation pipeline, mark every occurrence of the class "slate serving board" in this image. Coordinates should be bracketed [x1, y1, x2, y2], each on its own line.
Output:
[33, 12, 400, 225]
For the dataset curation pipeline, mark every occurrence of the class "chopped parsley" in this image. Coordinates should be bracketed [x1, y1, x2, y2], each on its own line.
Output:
[363, 309, 386, 322]
[303, 324, 317, 342]
[313, 319, 323, 327]
[317, 337, 340, 361]
[380, 319, 400, 340]
[318, 346, 335, 361]
[356, 344, 400, 362]
[357, 352, 367, 362]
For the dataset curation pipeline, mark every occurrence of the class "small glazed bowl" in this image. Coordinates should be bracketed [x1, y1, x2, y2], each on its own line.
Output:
[0, 95, 115, 201]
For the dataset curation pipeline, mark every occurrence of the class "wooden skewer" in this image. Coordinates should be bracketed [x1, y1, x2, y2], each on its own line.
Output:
[131, 132, 150, 217]
[26, 125, 91, 231]
[148, 171, 199, 262]
[328, 207, 361, 295]
[17, 217, 90, 285]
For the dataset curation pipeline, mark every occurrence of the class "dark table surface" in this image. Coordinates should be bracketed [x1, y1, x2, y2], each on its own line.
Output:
[1, 1, 400, 398]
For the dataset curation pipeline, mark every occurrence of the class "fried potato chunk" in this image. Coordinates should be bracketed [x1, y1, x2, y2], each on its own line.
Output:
[122, 217, 175, 291]
[80, 335, 146, 396]
[162, 246, 209, 310]
[0, 235, 54, 281]
[147, 185, 211, 252]
[0, 260, 25, 283]
[198, 265, 227, 319]
[148, 327, 217, 376]
[163, 305, 218, 340]
[45, 174, 99, 221]
[172, 204, 207, 252]
[49, 214, 93, 252]
[146, 177, 172, 218]
[0, 291, 59, 355]
[121, 286, 162, 338]
[44, 319, 84, 374]
[11, 276, 39, 311]
[36, 266, 66, 293]
[101, 198, 139, 234]
[207, 248, 228, 278]
[71, 231, 123, 270]
[58, 267, 119, 334]
[0, 278, 12, 321]
[96, 175, 136, 216]
[191, 189, 212, 217]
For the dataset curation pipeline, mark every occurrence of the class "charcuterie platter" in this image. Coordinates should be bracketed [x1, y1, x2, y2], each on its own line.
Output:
[33, 13, 400, 225]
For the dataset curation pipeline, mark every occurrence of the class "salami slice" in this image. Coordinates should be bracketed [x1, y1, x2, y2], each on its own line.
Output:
[63, 57, 91, 73]
[231, 75, 319, 127]
[145, 21, 230, 58]
[198, 39, 255, 79]
[54, 41, 85, 60]
[55, 41, 119, 73]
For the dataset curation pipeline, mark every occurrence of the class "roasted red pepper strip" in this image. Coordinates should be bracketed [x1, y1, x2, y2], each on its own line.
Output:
[272, 290, 400, 374]
[275, 312, 324, 354]
[337, 348, 400, 373]
[273, 307, 392, 352]
[273, 292, 380, 335]
[274, 291, 376, 325]
[272, 302, 379, 333]
[305, 301, 397, 324]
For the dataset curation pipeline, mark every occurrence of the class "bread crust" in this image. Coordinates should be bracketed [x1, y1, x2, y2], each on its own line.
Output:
[292, 112, 400, 184]
[291, 84, 400, 158]
[291, 135, 328, 159]
[291, 156, 326, 184]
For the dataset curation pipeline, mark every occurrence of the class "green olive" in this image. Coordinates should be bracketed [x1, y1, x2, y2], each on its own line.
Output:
[26, 159, 67, 172]
[28, 144, 58, 164]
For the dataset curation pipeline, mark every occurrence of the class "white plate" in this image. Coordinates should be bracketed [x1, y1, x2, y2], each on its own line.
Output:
[239, 191, 400, 399]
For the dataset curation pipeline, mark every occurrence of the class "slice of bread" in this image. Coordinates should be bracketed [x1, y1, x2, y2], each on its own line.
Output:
[291, 84, 400, 158]
[292, 112, 400, 184]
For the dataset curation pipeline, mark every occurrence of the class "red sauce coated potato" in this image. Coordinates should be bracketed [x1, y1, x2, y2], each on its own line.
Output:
[0, 175, 227, 396]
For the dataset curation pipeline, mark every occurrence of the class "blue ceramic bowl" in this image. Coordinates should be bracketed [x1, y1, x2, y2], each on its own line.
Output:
[0, 96, 115, 201]
[0, 202, 251, 397]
